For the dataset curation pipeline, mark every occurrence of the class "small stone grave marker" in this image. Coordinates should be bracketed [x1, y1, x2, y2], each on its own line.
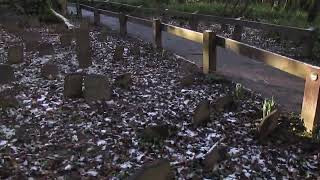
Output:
[0, 65, 15, 84]
[23, 31, 41, 52]
[192, 100, 210, 126]
[83, 74, 112, 102]
[257, 109, 279, 140]
[41, 63, 59, 79]
[180, 74, 194, 87]
[64, 73, 84, 98]
[8, 45, 23, 64]
[76, 26, 92, 68]
[98, 27, 108, 41]
[214, 95, 236, 112]
[129, 160, 172, 180]
[203, 146, 228, 170]
[60, 32, 73, 47]
[113, 45, 124, 62]
[139, 124, 171, 142]
[39, 42, 54, 56]
[0, 90, 19, 109]
[114, 73, 132, 89]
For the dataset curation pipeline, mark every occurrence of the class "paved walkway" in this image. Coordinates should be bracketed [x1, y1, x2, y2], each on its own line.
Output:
[69, 6, 305, 113]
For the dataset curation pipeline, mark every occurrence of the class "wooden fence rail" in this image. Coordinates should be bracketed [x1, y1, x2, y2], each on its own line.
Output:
[77, 3, 320, 136]
[80, 0, 317, 58]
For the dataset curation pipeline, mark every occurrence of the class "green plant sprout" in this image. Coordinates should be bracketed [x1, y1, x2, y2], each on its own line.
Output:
[262, 97, 276, 118]
[234, 83, 243, 100]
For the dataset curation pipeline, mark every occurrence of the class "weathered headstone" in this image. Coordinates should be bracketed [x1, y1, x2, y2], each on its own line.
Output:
[257, 110, 279, 140]
[180, 74, 194, 87]
[60, 32, 73, 47]
[83, 74, 112, 102]
[113, 45, 124, 62]
[4, 22, 21, 34]
[129, 160, 172, 180]
[41, 63, 59, 79]
[131, 46, 141, 60]
[39, 42, 54, 56]
[214, 95, 236, 112]
[139, 124, 171, 142]
[114, 73, 132, 89]
[23, 31, 41, 52]
[64, 73, 84, 98]
[8, 45, 23, 64]
[26, 17, 40, 28]
[202, 146, 228, 170]
[0, 65, 15, 84]
[192, 100, 210, 126]
[76, 22, 92, 68]
[0, 90, 19, 109]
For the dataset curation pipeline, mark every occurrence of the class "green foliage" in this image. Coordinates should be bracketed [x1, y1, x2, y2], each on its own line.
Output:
[262, 97, 276, 118]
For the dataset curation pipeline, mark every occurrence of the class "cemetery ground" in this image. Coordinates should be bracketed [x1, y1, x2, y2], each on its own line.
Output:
[0, 19, 319, 179]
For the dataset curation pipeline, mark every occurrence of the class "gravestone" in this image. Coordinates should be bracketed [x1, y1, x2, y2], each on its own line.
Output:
[192, 100, 210, 126]
[8, 45, 23, 64]
[76, 21, 92, 68]
[129, 160, 172, 180]
[41, 63, 59, 79]
[139, 124, 171, 142]
[83, 74, 112, 102]
[64, 73, 84, 98]
[203, 146, 228, 170]
[0, 90, 19, 109]
[114, 73, 132, 89]
[257, 110, 279, 140]
[131, 46, 141, 60]
[113, 45, 124, 62]
[0, 65, 15, 84]
[4, 22, 21, 34]
[23, 31, 41, 52]
[214, 95, 236, 112]
[98, 27, 108, 41]
[39, 42, 54, 56]
[180, 74, 194, 87]
[26, 17, 40, 28]
[60, 32, 73, 47]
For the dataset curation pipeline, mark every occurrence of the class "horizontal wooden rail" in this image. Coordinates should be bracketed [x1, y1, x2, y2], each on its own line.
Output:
[162, 24, 203, 44]
[98, 9, 119, 17]
[79, 4, 95, 11]
[127, 15, 153, 27]
[216, 36, 320, 79]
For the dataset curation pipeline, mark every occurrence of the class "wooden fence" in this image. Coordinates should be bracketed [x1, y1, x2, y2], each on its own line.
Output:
[77, 3, 320, 135]
[80, 0, 317, 58]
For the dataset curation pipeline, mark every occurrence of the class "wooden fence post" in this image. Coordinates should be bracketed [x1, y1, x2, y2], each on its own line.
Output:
[94, 8, 100, 25]
[302, 27, 316, 58]
[119, 13, 127, 36]
[76, 0, 82, 18]
[301, 70, 320, 135]
[202, 30, 217, 74]
[153, 19, 162, 49]
[190, 12, 199, 31]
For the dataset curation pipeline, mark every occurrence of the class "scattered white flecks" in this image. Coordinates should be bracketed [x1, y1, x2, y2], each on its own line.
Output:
[165, 146, 174, 153]
[147, 112, 157, 116]
[64, 164, 72, 171]
[184, 129, 197, 137]
[0, 140, 8, 146]
[72, 135, 78, 142]
[0, 125, 15, 139]
[104, 117, 111, 122]
[97, 140, 106, 146]
[120, 161, 132, 169]
[95, 155, 103, 162]
[86, 170, 98, 177]
[229, 147, 242, 155]
[224, 173, 237, 180]
[226, 117, 237, 123]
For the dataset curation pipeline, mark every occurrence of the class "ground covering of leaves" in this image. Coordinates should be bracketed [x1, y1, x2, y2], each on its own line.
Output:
[0, 21, 319, 179]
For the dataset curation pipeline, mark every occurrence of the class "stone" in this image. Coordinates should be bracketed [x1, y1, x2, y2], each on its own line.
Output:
[131, 46, 141, 60]
[192, 100, 210, 126]
[180, 74, 194, 87]
[257, 110, 279, 140]
[39, 42, 54, 56]
[206, 73, 230, 84]
[129, 160, 172, 180]
[26, 17, 40, 28]
[214, 95, 236, 112]
[25, 41, 39, 52]
[83, 74, 112, 102]
[179, 61, 201, 74]
[0, 91, 19, 109]
[139, 124, 171, 142]
[64, 73, 84, 98]
[98, 27, 108, 41]
[76, 28, 92, 68]
[0, 65, 15, 84]
[202, 146, 228, 170]
[41, 63, 59, 79]
[4, 22, 21, 34]
[23, 31, 41, 51]
[8, 45, 23, 64]
[60, 32, 73, 47]
[113, 45, 124, 62]
[114, 73, 132, 89]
